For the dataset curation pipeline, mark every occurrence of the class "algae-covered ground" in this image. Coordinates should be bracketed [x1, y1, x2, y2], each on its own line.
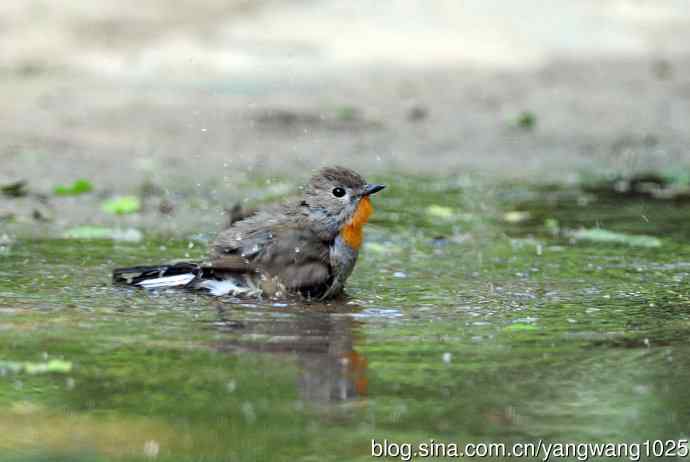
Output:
[2, 175, 690, 461]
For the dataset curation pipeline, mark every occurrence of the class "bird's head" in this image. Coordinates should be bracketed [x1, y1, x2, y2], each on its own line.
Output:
[300, 166, 385, 247]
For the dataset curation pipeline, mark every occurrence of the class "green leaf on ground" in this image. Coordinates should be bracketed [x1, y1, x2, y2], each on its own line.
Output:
[571, 228, 661, 248]
[0, 359, 72, 374]
[54, 179, 93, 196]
[102, 196, 141, 215]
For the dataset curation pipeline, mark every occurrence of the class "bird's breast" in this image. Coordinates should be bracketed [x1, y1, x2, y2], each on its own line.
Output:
[339, 196, 373, 250]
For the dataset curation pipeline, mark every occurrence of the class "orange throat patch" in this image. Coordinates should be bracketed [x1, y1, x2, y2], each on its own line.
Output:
[340, 196, 373, 250]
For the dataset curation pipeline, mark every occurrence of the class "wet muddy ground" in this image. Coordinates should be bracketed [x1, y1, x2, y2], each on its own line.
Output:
[3, 178, 690, 461]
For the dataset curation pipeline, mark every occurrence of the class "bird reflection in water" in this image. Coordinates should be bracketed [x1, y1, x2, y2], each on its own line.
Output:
[211, 303, 368, 404]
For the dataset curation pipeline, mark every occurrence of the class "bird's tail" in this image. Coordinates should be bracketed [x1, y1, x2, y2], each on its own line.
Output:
[112, 262, 260, 296]
[113, 262, 202, 289]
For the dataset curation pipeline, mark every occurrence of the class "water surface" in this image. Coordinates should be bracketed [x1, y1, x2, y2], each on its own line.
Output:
[2, 178, 690, 461]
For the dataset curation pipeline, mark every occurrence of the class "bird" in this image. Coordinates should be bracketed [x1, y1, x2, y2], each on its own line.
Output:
[113, 166, 385, 300]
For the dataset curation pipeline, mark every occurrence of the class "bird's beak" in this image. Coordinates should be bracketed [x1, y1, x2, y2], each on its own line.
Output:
[362, 184, 386, 196]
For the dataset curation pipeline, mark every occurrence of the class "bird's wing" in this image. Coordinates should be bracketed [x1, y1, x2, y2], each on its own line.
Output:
[253, 225, 332, 292]
[210, 218, 332, 293]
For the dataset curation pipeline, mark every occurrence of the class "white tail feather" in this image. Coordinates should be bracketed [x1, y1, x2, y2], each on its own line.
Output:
[196, 279, 253, 296]
[136, 273, 196, 289]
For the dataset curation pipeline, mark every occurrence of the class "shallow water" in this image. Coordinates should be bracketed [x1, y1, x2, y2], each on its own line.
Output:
[2, 178, 690, 461]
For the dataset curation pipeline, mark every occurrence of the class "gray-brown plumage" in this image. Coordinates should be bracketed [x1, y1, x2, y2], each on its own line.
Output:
[113, 166, 385, 299]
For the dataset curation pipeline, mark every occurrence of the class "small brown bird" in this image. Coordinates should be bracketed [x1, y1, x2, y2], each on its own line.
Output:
[113, 166, 385, 299]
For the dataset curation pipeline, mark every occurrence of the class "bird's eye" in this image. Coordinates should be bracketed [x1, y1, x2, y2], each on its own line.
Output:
[332, 187, 346, 198]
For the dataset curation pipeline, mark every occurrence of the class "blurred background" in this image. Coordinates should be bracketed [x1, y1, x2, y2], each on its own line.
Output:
[3, 0, 690, 213]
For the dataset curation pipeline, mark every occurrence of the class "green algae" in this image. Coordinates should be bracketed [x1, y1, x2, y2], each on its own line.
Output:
[2, 176, 690, 461]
